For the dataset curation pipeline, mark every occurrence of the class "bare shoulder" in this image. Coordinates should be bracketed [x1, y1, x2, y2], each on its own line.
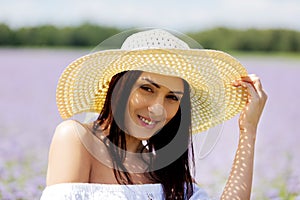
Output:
[46, 120, 92, 186]
[52, 119, 87, 141]
[50, 120, 88, 155]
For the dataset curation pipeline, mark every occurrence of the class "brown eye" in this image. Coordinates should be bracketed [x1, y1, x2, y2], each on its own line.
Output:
[140, 85, 153, 93]
[166, 95, 179, 101]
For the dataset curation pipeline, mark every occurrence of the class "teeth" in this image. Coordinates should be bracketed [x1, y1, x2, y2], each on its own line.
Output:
[139, 116, 155, 125]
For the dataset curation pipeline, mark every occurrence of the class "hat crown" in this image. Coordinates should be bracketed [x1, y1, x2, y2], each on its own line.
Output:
[121, 29, 190, 51]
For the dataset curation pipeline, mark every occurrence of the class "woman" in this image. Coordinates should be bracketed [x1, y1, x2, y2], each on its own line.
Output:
[41, 29, 267, 199]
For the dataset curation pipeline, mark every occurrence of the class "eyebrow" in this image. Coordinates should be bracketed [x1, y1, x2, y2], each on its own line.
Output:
[141, 77, 184, 95]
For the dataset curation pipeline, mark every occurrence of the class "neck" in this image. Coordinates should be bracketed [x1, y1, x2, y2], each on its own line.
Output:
[125, 133, 144, 153]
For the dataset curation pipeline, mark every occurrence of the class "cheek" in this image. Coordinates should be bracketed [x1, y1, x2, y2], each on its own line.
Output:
[128, 93, 147, 114]
[165, 104, 180, 121]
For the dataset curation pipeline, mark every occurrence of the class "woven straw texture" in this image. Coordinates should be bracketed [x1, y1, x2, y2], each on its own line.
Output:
[56, 48, 248, 134]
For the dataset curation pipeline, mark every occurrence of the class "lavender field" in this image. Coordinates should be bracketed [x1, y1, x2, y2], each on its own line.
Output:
[0, 48, 299, 199]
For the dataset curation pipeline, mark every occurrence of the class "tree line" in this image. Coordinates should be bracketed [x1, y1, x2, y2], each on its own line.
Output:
[0, 23, 300, 52]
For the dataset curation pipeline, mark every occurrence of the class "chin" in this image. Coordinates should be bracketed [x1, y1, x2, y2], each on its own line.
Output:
[126, 125, 163, 141]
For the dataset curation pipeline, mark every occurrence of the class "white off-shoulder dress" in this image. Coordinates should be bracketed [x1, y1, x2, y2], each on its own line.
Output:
[40, 183, 210, 200]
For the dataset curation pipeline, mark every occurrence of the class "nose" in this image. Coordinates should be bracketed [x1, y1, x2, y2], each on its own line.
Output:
[148, 103, 164, 116]
[148, 94, 164, 114]
[148, 103, 166, 121]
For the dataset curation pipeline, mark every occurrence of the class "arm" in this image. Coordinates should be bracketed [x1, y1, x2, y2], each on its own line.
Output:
[221, 74, 267, 200]
[46, 120, 92, 186]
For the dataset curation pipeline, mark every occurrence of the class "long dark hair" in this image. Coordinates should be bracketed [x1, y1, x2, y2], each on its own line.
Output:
[93, 70, 194, 199]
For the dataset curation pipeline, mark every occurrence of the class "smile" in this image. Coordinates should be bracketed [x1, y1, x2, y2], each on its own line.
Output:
[138, 115, 158, 126]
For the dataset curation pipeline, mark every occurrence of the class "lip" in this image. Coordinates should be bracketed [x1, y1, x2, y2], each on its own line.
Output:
[137, 115, 159, 129]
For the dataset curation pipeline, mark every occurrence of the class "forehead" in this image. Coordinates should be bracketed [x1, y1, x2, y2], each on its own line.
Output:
[138, 71, 184, 92]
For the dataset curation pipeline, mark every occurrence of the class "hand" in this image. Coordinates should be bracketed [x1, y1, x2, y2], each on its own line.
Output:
[233, 74, 268, 134]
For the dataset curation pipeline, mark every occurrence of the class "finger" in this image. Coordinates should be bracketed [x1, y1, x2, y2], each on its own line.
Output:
[241, 74, 263, 92]
[249, 75, 265, 98]
[243, 77, 257, 93]
[249, 74, 263, 90]
[232, 75, 254, 86]
[241, 81, 259, 101]
[254, 81, 264, 98]
[241, 75, 258, 84]
[232, 74, 262, 90]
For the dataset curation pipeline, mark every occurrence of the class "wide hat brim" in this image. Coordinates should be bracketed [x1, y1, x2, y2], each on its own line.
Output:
[56, 48, 248, 134]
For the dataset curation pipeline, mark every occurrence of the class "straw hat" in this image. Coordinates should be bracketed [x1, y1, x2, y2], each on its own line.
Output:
[56, 29, 248, 134]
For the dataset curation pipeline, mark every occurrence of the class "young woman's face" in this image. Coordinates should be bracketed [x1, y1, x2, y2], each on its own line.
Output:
[124, 72, 184, 140]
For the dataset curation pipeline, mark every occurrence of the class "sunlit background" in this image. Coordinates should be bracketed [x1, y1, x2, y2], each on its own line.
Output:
[1, 0, 300, 31]
[1, 0, 300, 199]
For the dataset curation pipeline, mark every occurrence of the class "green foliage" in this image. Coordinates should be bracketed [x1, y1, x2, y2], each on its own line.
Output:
[0, 24, 13, 45]
[0, 23, 300, 52]
[188, 27, 300, 52]
[0, 23, 120, 47]
[68, 24, 120, 46]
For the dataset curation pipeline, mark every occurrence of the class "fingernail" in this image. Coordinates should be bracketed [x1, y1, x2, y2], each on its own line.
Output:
[241, 82, 247, 87]
[232, 80, 239, 86]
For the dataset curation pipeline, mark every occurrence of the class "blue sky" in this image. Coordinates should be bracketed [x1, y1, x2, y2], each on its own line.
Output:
[0, 0, 299, 31]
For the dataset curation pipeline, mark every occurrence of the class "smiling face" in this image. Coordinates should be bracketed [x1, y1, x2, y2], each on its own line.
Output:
[124, 72, 184, 140]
